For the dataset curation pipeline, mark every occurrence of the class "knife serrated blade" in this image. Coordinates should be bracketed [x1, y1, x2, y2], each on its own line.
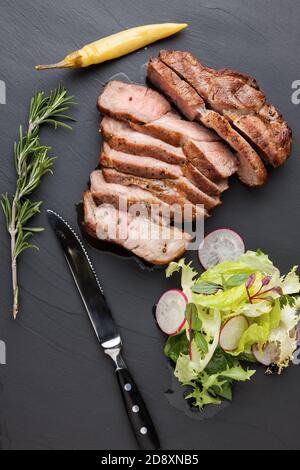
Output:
[47, 209, 120, 347]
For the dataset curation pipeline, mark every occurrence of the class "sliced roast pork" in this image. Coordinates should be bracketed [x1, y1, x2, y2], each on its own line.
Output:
[102, 168, 208, 220]
[97, 80, 171, 123]
[100, 142, 182, 179]
[183, 140, 237, 181]
[83, 191, 192, 265]
[101, 116, 186, 165]
[159, 50, 292, 167]
[147, 57, 267, 187]
[100, 144, 220, 210]
[130, 111, 220, 147]
[97, 81, 231, 191]
[90, 170, 171, 212]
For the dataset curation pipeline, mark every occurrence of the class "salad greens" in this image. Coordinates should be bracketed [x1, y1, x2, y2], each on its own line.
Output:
[164, 250, 300, 410]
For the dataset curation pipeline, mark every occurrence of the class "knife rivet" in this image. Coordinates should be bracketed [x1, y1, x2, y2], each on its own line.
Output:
[132, 405, 139, 413]
[124, 383, 132, 392]
[140, 427, 148, 435]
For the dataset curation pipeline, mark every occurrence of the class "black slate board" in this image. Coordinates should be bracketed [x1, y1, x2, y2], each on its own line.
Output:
[0, 0, 300, 450]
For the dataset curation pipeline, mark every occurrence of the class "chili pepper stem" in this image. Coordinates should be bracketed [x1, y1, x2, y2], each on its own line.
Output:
[35, 61, 67, 71]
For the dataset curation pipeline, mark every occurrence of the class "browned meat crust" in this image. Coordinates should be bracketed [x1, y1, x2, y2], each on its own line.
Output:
[159, 50, 292, 167]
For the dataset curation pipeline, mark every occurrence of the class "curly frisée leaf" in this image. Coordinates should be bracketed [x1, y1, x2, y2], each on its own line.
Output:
[166, 259, 197, 299]
[186, 365, 255, 410]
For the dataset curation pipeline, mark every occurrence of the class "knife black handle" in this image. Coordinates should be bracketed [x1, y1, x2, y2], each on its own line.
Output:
[116, 367, 161, 450]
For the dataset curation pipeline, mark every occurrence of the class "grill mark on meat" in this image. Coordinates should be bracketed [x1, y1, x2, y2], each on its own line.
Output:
[83, 191, 192, 265]
[147, 57, 267, 186]
[159, 50, 292, 167]
[101, 116, 186, 165]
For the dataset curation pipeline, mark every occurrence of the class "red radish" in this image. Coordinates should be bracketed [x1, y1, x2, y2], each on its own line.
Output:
[252, 342, 279, 366]
[219, 315, 249, 352]
[198, 228, 245, 269]
[156, 289, 188, 335]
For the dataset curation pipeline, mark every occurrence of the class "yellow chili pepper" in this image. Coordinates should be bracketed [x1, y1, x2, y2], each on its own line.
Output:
[35, 23, 188, 71]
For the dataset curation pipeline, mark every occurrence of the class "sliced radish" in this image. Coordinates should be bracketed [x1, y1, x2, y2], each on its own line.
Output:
[198, 229, 245, 270]
[156, 289, 188, 335]
[252, 342, 279, 366]
[219, 315, 249, 352]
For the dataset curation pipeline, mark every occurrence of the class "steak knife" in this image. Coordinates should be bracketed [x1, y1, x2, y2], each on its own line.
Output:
[47, 210, 160, 451]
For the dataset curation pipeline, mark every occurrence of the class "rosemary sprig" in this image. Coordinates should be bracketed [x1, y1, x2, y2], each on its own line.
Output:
[1, 86, 75, 319]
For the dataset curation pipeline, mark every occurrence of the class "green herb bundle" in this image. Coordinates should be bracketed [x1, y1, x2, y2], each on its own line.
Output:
[1, 86, 75, 318]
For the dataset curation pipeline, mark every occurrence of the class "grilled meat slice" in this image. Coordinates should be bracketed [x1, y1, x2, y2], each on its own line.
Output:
[101, 116, 186, 165]
[102, 168, 208, 220]
[183, 140, 238, 181]
[159, 50, 292, 167]
[97, 80, 171, 123]
[147, 57, 204, 120]
[100, 143, 182, 179]
[100, 143, 220, 209]
[130, 110, 221, 146]
[183, 162, 228, 195]
[90, 170, 172, 212]
[159, 50, 265, 112]
[83, 191, 192, 265]
[100, 144, 220, 210]
[147, 57, 267, 187]
[224, 107, 292, 167]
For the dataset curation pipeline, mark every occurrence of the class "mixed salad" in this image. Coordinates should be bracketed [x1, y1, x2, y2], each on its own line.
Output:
[156, 231, 300, 410]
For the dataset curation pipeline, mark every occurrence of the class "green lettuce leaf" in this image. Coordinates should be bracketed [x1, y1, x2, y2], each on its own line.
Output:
[192, 283, 248, 312]
[238, 250, 280, 276]
[229, 315, 270, 356]
[199, 260, 254, 285]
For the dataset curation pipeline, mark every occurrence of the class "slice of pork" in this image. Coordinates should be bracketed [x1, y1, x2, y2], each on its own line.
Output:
[100, 144, 220, 210]
[83, 191, 192, 265]
[101, 116, 186, 165]
[90, 170, 171, 213]
[147, 57, 267, 187]
[183, 140, 238, 181]
[130, 110, 221, 146]
[100, 142, 182, 179]
[102, 168, 208, 220]
[159, 50, 292, 167]
[97, 80, 171, 123]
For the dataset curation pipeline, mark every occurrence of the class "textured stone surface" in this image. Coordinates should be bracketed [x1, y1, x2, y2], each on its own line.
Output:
[0, 0, 299, 450]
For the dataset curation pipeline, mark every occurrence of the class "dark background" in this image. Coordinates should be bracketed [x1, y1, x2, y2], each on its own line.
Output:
[0, 0, 300, 450]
